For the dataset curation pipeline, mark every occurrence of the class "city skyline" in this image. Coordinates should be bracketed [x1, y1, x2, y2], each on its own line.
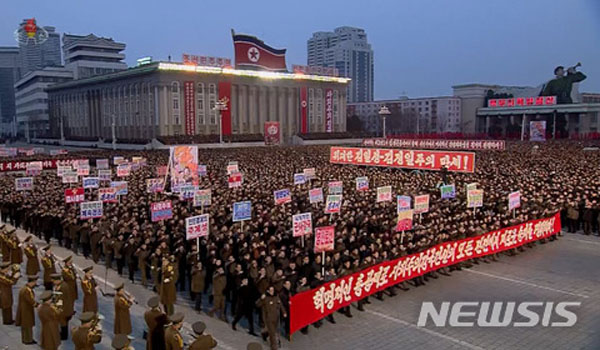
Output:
[1, 0, 599, 100]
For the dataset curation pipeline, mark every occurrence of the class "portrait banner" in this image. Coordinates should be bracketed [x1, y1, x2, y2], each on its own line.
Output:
[170, 146, 199, 189]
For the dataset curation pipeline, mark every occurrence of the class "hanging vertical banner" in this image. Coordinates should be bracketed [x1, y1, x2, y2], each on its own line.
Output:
[529, 121, 546, 141]
[508, 191, 521, 211]
[170, 145, 199, 190]
[184, 81, 196, 135]
[218, 81, 232, 136]
[300, 86, 308, 133]
[314, 226, 335, 253]
[325, 88, 333, 133]
[396, 209, 414, 231]
[414, 194, 430, 214]
[264, 121, 281, 145]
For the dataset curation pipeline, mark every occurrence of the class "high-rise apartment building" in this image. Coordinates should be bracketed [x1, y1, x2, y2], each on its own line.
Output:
[18, 22, 62, 74]
[63, 34, 127, 79]
[307, 26, 374, 103]
[0, 47, 21, 133]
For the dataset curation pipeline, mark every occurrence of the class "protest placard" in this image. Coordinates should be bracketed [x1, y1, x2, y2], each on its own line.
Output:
[414, 194, 430, 214]
[96, 159, 109, 169]
[80, 201, 103, 219]
[397, 195, 412, 213]
[303, 168, 316, 180]
[355, 176, 369, 191]
[509, 191, 521, 211]
[146, 178, 165, 193]
[110, 181, 128, 196]
[186, 214, 210, 240]
[467, 189, 484, 208]
[65, 188, 85, 204]
[325, 195, 342, 214]
[309, 188, 324, 204]
[274, 189, 292, 205]
[193, 189, 212, 207]
[82, 177, 100, 189]
[314, 226, 335, 253]
[396, 210, 414, 231]
[228, 172, 243, 188]
[440, 184, 456, 199]
[233, 201, 252, 222]
[98, 169, 111, 181]
[151, 201, 173, 222]
[328, 181, 343, 195]
[15, 177, 33, 191]
[376, 186, 392, 202]
[117, 164, 131, 177]
[293, 213, 313, 237]
[294, 173, 306, 185]
[98, 187, 118, 203]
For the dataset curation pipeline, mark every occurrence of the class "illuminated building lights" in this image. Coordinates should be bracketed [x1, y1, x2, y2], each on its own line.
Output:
[157, 62, 350, 84]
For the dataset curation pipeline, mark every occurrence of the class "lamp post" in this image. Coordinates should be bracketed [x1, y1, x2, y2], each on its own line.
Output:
[213, 97, 229, 144]
[378, 105, 391, 138]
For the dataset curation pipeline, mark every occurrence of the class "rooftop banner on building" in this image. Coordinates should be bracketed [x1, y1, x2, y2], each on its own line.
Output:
[232, 31, 287, 71]
[362, 138, 505, 151]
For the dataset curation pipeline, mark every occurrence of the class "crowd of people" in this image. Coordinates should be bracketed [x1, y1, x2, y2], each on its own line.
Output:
[0, 141, 598, 350]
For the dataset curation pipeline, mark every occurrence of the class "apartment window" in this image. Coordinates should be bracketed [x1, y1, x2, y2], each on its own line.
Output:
[209, 97, 216, 124]
[209, 84, 215, 94]
[171, 81, 179, 93]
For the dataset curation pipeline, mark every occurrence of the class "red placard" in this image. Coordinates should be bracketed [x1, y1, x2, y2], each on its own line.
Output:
[184, 81, 196, 135]
[362, 139, 505, 151]
[330, 147, 476, 173]
[325, 89, 333, 133]
[289, 213, 562, 334]
[314, 226, 335, 253]
[65, 188, 85, 204]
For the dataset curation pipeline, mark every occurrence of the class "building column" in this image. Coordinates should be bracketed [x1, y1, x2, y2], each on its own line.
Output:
[249, 86, 257, 133]
[269, 87, 277, 122]
[485, 116, 490, 135]
[521, 114, 527, 141]
[287, 87, 295, 141]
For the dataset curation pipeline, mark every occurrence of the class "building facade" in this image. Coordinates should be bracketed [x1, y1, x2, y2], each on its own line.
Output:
[14, 67, 73, 138]
[63, 34, 127, 80]
[0, 47, 21, 134]
[348, 96, 461, 135]
[46, 62, 349, 143]
[19, 23, 61, 75]
[307, 27, 374, 103]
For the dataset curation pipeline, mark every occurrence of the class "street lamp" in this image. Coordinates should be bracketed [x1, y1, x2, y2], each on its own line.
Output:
[378, 105, 391, 138]
[212, 97, 229, 144]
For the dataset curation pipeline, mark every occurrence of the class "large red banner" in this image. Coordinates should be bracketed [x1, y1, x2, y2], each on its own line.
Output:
[330, 147, 476, 173]
[325, 89, 333, 133]
[0, 158, 86, 173]
[218, 82, 232, 136]
[184, 81, 196, 135]
[264, 121, 280, 145]
[362, 139, 506, 151]
[289, 213, 561, 334]
[300, 87, 308, 133]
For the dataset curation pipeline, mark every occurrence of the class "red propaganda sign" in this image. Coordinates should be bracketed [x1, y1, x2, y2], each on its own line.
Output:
[300, 87, 308, 133]
[362, 139, 505, 151]
[182, 54, 231, 67]
[325, 89, 333, 133]
[228, 172, 243, 188]
[314, 226, 335, 253]
[65, 188, 85, 204]
[289, 213, 562, 334]
[264, 121, 280, 145]
[184, 81, 196, 135]
[0, 158, 86, 173]
[488, 96, 556, 108]
[330, 147, 475, 173]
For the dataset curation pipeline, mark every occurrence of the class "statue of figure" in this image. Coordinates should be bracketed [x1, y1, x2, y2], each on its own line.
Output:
[542, 63, 586, 104]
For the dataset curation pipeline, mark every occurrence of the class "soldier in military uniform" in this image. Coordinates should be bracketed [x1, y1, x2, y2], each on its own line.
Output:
[112, 334, 133, 350]
[38, 290, 62, 350]
[6, 229, 23, 264]
[144, 296, 166, 350]
[256, 285, 286, 350]
[0, 225, 10, 262]
[62, 255, 79, 302]
[135, 243, 151, 287]
[71, 311, 102, 350]
[41, 245, 57, 290]
[114, 282, 133, 335]
[160, 256, 177, 316]
[189, 321, 218, 350]
[0, 261, 19, 324]
[208, 266, 227, 322]
[81, 265, 98, 313]
[23, 236, 40, 276]
[190, 262, 205, 312]
[165, 312, 185, 350]
[52, 272, 74, 340]
[16, 275, 38, 344]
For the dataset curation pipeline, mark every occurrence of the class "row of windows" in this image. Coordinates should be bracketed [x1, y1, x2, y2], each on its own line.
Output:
[171, 82, 218, 127]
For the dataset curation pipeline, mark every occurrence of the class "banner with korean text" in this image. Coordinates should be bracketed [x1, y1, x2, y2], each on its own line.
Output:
[330, 147, 475, 173]
[289, 213, 562, 334]
[186, 214, 209, 240]
[184, 81, 196, 135]
[314, 226, 335, 253]
[80, 201, 103, 220]
[292, 213, 312, 237]
[0, 158, 86, 173]
[98, 187, 118, 203]
[362, 138, 505, 151]
[65, 188, 85, 204]
[151, 201, 173, 222]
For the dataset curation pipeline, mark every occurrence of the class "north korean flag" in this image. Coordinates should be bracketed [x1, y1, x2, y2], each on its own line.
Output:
[232, 31, 287, 72]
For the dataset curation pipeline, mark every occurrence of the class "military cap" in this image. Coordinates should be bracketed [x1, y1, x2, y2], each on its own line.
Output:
[247, 342, 263, 350]
[111, 334, 130, 349]
[0, 262, 10, 269]
[169, 312, 184, 324]
[50, 273, 62, 280]
[147, 296, 159, 308]
[192, 321, 206, 335]
[27, 275, 38, 282]
[42, 245, 51, 251]
[83, 265, 93, 273]
[114, 282, 124, 291]
[79, 311, 95, 323]
[63, 255, 72, 263]
[7, 228, 16, 234]
[0, 224, 4, 230]
[23, 235, 32, 243]
[39, 290, 53, 302]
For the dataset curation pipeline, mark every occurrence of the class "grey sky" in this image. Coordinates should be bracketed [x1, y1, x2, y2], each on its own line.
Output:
[2, 0, 599, 99]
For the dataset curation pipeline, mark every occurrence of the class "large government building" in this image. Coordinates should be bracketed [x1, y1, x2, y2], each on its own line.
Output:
[46, 61, 350, 143]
